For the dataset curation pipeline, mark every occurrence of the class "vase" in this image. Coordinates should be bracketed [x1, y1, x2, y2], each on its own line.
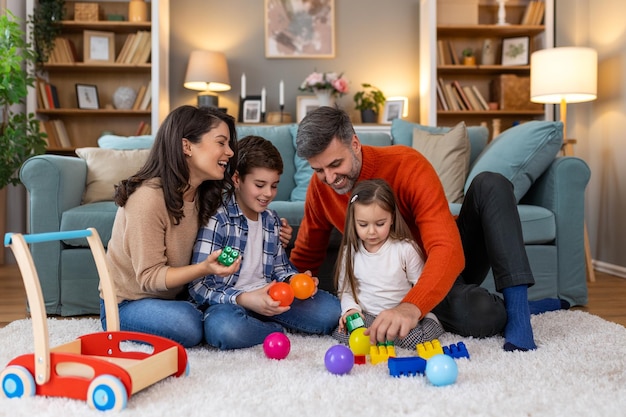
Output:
[129, 0, 148, 22]
[360, 109, 378, 123]
[314, 89, 335, 108]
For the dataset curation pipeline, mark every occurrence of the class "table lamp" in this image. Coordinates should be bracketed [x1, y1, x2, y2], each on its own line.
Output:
[530, 46, 598, 282]
[184, 50, 231, 108]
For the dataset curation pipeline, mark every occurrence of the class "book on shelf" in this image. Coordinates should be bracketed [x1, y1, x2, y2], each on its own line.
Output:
[40, 121, 59, 148]
[452, 81, 473, 110]
[447, 40, 460, 65]
[134, 120, 151, 136]
[132, 31, 152, 64]
[133, 85, 147, 110]
[470, 85, 490, 111]
[462, 85, 483, 111]
[53, 119, 72, 148]
[46, 37, 77, 64]
[37, 79, 51, 109]
[437, 40, 447, 66]
[436, 82, 449, 111]
[443, 83, 460, 111]
[116, 33, 136, 63]
[139, 81, 152, 110]
[521, 1, 545, 25]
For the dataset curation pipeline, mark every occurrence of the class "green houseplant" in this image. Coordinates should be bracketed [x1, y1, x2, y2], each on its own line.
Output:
[0, 11, 47, 189]
[30, 0, 66, 66]
[353, 83, 386, 123]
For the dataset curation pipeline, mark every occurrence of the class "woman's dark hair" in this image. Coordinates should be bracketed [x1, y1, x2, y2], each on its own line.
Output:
[114, 105, 238, 225]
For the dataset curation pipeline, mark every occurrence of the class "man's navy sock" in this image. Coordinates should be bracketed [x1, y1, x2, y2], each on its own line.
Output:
[502, 285, 537, 352]
[529, 298, 570, 315]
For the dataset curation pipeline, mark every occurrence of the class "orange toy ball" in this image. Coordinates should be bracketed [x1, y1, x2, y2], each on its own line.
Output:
[290, 273, 315, 299]
[268, 282, 295, 306]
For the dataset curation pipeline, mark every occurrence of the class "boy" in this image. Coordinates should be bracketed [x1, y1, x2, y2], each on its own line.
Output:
[189, 135, 340, 350]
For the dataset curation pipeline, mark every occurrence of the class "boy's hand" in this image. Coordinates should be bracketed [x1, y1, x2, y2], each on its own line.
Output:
[236, 282, 290, 316]
[279, 218, 292, 248]
[203, 249, 241, 277]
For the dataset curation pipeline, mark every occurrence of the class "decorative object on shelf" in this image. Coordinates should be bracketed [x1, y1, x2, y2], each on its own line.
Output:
[265, 0, 335, 58]
[296, 95, 322, 122]
[112, 87, 137, 110]
[501, 36, 530, 66]
[299, 70, 349, 108]
[76, 84, 100, 109]
[83, 30, 115, 63]
[128, 0, 148, 22]
[496, 0, 509, 25]
[462, 48, 476, 66]
[382, 98, 408, 124]
[0, 11, 47, 189]
[353, 83, 386, 123]
[242, 96, 262, 123]
[481, 39, 496, 65]
[266, 112, 292, 124]
[74, 2, 99, 21]
[530, 46, 598, 283]
[184, 50, 231, 109]
[29, 0, 66, 66]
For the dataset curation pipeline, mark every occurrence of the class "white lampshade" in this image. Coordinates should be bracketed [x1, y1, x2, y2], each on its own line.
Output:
[530, 47, 597, 104]
[184, 50, 231, 92]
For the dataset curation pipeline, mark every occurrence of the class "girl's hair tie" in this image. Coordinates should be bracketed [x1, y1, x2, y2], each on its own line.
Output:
[350, 194, 358, 204]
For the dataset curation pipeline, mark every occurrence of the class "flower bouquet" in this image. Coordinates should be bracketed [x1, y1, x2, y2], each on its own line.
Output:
[299, 71, 349, 98]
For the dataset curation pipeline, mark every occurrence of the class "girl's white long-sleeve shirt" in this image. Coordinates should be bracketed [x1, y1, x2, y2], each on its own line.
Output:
[338, 238, 425, 316]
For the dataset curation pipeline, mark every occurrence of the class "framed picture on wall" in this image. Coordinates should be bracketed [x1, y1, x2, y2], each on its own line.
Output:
[296, 96, 321, 122]
[75, 84, 99, 109]
[83, 30, 115, 63]
[264, 0, 335, 58]
[382, 99, 404, 124]
[501, 36, 530, 66]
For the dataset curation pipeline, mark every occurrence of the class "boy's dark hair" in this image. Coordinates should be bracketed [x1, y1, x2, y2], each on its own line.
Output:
[237, 135, 283, 178]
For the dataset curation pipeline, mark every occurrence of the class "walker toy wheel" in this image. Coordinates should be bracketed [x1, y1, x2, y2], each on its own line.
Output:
[87, 375, 128, 411]
[1, 365, 36, 399]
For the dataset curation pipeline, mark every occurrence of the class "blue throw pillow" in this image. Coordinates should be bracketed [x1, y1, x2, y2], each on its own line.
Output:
[464, 121, 563, 202]
[290, 124, 314, 202]
[391, 118, 488, 165]
[98, 134, 154, 149]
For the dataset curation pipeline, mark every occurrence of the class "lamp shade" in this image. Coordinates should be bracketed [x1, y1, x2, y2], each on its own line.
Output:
[530, 47, 597, 104]
[184, 50, 231, 92]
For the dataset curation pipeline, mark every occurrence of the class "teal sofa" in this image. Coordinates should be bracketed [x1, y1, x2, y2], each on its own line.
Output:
[19, 120, 591, 316]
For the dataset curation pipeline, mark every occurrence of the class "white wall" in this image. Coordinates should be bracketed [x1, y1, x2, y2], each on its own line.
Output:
[556, 0, 626, 276]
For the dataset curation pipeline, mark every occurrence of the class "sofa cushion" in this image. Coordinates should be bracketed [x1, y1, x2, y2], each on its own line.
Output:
[391, 118, 489, 165]
[464, 121, 563, 202]
[98, 134, 154, 149]
[237, 124, 296, 202]
[75, 147, 151, 204]
[60, 201, 118, 247]
[412, 121, 470, 203]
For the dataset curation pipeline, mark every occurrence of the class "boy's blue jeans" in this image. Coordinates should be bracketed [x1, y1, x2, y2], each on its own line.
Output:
[202, 290, 341, 350]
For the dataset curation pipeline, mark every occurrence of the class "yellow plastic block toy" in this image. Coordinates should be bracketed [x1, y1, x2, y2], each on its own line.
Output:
[416, 339, 443, 359]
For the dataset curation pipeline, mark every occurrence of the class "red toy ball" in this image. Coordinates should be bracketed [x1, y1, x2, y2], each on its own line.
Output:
[268, 282, 294, 306]
[263, 332, 291, 360]
[290, 273, 315, 299]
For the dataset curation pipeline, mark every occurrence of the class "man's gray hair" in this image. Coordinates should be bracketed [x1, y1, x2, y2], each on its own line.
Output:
[295, 107, 356, 159]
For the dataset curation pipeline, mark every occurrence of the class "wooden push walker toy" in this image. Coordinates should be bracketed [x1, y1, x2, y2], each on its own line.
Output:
[0, 228, 188, 411]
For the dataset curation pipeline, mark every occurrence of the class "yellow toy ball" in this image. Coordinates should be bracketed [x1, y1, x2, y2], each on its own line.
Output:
[348, 327, 371, 356]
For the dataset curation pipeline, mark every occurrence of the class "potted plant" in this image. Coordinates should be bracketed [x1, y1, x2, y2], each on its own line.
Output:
[0, 11, 47, 190]
[353, 83, 386, 123]
[462, 48, 476, 66]
[29, 0, 66, 66]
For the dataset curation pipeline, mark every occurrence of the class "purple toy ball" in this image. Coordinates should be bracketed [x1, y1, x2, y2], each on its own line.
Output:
[324, 345, 354, 375]
[263, 332, 291, 360]
[425, 354, 458, 386]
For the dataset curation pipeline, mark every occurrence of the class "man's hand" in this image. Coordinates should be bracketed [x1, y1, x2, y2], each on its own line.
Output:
[279, 218, 293, 248]
[365, 303, 422, 344]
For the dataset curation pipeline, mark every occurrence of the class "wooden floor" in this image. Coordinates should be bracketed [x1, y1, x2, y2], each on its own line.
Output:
[0, 264, 625, 328]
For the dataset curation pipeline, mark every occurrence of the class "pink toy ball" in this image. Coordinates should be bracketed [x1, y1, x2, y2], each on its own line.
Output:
[263, 332, 291, 360]
[324, 344, 354, 375]
[425, 354, 458, 386]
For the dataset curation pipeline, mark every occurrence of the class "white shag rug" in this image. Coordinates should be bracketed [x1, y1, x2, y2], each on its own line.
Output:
[1, 310, 625, 417]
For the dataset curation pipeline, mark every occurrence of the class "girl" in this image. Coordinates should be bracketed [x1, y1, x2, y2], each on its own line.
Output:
[101, 105, 242, 348]
[332, 179, 445, 350]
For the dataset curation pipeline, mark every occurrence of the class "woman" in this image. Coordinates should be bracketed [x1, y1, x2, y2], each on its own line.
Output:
[101, 105, 242, 347]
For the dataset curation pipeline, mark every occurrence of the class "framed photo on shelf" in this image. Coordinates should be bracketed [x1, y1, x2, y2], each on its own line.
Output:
[296, 96, 321, 122]
[84, 30, 115, 63]
[264, 0, 335, 58]
[242, 97, 262, 123]
[501, 36, 530, 66]
[382, 99, 405, 124]
[76, 84, 100, 109]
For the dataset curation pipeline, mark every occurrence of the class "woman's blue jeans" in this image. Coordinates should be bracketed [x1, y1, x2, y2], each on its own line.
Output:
[100, 298, 204, 348]
[202, 289, 341, 350]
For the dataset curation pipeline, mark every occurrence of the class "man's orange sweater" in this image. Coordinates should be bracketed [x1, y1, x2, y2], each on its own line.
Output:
[290, 145, 464, 316]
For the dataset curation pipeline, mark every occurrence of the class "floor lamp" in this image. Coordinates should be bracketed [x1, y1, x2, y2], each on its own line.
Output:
[530, 46, 598, 282]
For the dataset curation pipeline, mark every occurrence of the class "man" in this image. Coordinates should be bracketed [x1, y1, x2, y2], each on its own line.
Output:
[290, 107, 566, 351]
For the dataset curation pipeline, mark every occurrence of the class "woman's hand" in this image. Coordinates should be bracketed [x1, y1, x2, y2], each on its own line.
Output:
[279, 218, 292, 248]
[236, 282, 291, 316]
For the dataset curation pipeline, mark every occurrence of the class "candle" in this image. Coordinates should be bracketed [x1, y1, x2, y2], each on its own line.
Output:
[241, 73, 246, 99]
[279, 80, 284, 106]
[261, 87, 266, 113]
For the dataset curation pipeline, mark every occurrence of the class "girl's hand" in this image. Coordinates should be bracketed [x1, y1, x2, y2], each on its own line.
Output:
[279, 218, 292, 248]
[338, 309, 363, 334]
[236, 282, 290, 317]
[202, 249, 241, 277]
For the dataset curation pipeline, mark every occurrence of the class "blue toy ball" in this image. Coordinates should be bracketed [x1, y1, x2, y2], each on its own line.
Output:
[425, 354, 458, 386]
[324, 345, 354, 375]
